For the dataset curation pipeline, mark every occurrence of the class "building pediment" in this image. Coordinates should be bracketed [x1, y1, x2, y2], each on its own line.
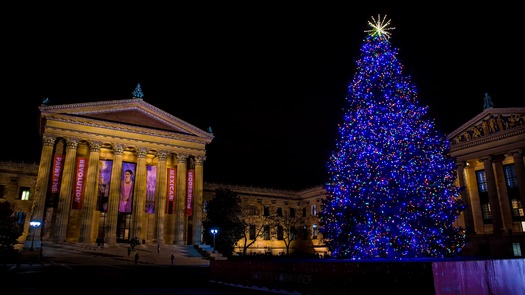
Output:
[447, 107, 525, 146]
[39, 98, 213, 141]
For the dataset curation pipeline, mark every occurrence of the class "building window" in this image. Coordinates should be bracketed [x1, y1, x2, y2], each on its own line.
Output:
[98, 212, 107, 239]
[247, 205, 257, 216]
[301, 225, 308, 240]
[312, 224, 318, 240]
[277, 225, 284, 240]
[477, 170, 488, 192]
[263, 205, 270, 216]
[512, 243, 522, 257]
[290, 225, 296, 241]
[505, 164, 519, 187]
[504, 164, 524, 219]
[249, 224, 256, 240]
[289, 207, 295, 218]
[511, 199, 522, 218]
[19, 186, 30, 201]
[15, 212, 26, 228]
[311, 205, 317, 216]
[276, 207, 283, 217]
[302, 207, 306, 217]
[263, 225, 270, 240]
[116, 213, 132, 242]
[476, 170, 491, 223]
[0, 185, 5, 198]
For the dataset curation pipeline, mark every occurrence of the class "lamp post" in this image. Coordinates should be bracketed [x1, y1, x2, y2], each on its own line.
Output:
[29, 220, 42, 251]
[210, 228, 218, 250]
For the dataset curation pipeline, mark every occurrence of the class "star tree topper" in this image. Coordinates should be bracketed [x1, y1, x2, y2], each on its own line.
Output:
[365, 14, 395, 39]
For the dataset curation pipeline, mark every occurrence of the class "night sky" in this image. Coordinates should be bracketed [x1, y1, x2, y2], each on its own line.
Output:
[2, 5, 522, 191]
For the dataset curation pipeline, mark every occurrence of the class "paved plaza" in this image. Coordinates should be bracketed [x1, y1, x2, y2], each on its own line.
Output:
[19, 241, 211, 266]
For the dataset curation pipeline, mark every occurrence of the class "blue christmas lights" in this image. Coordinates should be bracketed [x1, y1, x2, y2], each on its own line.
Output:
[319, 19, 466, 260]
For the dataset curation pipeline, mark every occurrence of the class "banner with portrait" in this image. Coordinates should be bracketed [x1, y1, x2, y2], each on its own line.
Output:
[97, 160, 113, 212]
[145, 165, 157, 213]
[119, 162, 136, 213]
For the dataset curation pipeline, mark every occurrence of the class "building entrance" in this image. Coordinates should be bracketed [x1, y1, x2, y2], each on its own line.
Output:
[116, 213, 132, 242]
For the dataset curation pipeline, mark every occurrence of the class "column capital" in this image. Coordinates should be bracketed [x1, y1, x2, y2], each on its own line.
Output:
[480, 155, 505, 163]
[65, 138, 80, 149]
[479, 156, 492, 163]
[508, 149, 523, 157]
[195, 155, 206, 166]
[88, 140, 102, 152]
[112, 144, 125, 155]
[42, 135, 56, 146]
[157, 150, 169, 161]
[455, 161, 467, 169]
[137, 147, 148, 158]
[176, 153, 188, 163]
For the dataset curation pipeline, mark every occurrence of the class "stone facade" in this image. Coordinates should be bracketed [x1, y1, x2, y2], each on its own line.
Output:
[2, 96, 524, 258]
[447, 107, 525, 257]
[8, 95, 213, 250]
[0, 161, 38, 244]
[203, 183, 328, 256]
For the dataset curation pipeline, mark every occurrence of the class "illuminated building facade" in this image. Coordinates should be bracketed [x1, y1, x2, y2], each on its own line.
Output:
[1, 91, 524, 257]
[448, 106, 525, 256]
[0, 161, 38, 246]
[8, 87, 214, 249]
[202, 183, 328, 256]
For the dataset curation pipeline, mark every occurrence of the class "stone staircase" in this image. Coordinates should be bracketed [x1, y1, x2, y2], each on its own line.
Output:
[194, 244, 227, 260]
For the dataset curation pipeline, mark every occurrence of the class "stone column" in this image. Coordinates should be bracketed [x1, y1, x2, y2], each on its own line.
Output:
[53, 138, 80, 243]
[154, 150, 169, 245]
[131, 147, 148, 242]
[175, 153, 188, 245]
[510, 149, 525, 228]
[493, 158, 514, 230]
[480, 156, 504, 234]
[26, 135, 55, 248]
[105, 144, 124, 245]
[192, 155, 205, 245]
[456, 162, 476, 234]
[78, 141, 102, 243]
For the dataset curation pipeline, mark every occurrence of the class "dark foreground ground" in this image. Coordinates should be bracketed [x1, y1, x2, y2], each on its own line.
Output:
[1, 242, 274, 295]
[2, 263, 275, 295]
[6, 242, 523, 294]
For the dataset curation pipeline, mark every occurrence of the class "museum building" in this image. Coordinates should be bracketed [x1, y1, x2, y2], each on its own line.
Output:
[1, 87, 524, 257]
[11, 86, 213, 249]
[446, 104, 525, 257]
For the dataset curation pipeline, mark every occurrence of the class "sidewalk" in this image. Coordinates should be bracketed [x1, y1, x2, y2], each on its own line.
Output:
[18, 242, 211, 267]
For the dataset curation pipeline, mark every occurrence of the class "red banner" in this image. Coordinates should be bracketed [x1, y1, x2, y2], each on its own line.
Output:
[51, 155, 64, 194]
[186, 170, 194, 216]
[72, 157, 87, 209]
[166, 168, 176, 214]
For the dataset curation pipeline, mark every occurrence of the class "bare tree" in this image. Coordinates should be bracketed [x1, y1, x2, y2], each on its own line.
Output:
[274, 208, 305, 255]
[237, 202, 276, 256]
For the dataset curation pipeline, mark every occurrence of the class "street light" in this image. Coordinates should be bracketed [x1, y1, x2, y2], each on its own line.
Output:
[29, 220, 42, 251]
[210, 228, 218, 250]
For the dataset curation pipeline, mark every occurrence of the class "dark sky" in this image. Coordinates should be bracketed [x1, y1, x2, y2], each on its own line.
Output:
[2, 5, 522, 191]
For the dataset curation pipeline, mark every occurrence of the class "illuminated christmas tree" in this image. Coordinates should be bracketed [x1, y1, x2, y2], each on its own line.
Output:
[319, 15, 466, 259]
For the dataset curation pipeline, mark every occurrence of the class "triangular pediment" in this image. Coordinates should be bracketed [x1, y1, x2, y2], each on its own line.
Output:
[447, 107, 525, 145]
[39, 98, 213, 140]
